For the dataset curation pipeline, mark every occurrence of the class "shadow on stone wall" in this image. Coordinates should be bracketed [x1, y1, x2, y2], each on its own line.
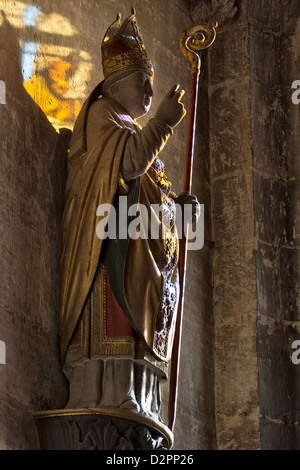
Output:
[0, 10, 69, 450]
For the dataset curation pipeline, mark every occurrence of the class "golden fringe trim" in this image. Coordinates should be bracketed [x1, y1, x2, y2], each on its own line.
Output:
[95, 341, 135, 357]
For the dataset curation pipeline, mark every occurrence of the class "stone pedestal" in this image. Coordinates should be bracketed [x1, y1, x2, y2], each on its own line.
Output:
[34, 408, 173, 450]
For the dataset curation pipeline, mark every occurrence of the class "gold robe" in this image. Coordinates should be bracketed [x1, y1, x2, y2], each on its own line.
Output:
[59, 84, 179, 367]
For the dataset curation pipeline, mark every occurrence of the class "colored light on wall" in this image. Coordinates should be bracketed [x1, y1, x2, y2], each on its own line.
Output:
[0, 1, 92, 131]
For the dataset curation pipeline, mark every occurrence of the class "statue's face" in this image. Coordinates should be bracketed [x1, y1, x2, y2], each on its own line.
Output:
[111, 71, 154, 119]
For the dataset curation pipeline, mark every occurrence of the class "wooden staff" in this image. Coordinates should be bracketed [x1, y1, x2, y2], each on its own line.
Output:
[168, 21, 218, 433]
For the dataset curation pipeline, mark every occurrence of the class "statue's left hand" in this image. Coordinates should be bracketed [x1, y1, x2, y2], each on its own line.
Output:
[175, 192, 201, 223]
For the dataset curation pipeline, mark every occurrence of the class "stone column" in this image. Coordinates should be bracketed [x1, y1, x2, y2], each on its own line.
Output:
[249, 0, 300, 449]
[192, 0, 300, 449]
[191, 0, 261, 449]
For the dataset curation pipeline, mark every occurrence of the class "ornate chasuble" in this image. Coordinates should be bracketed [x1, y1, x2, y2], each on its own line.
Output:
[60, 84, 179, 369]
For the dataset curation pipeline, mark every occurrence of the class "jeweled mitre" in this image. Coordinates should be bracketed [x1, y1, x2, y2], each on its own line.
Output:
[101, 9, 154, 79]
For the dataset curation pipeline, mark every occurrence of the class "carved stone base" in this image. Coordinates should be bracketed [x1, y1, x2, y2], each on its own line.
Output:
[34, 408, 173, 450]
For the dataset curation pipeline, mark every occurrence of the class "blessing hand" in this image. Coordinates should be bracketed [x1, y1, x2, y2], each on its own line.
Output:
[155, 84, 186, 129]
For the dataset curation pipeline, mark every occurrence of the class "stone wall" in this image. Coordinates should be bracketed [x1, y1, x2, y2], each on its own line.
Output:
[249, 0, 300, 450]
[0, 0, 216, 450]
[191, 0, 300, 450]
[1, 0, 299, 451]
[0, 8, 68, 449]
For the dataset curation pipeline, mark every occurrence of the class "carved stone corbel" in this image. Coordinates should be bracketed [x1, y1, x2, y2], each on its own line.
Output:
[34, 409, 172, 450]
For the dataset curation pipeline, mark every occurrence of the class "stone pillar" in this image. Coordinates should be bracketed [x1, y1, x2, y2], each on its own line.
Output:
[249, 0, 300, 449]
[191, 0, 261, 449]
[192, 0, 300, 449]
